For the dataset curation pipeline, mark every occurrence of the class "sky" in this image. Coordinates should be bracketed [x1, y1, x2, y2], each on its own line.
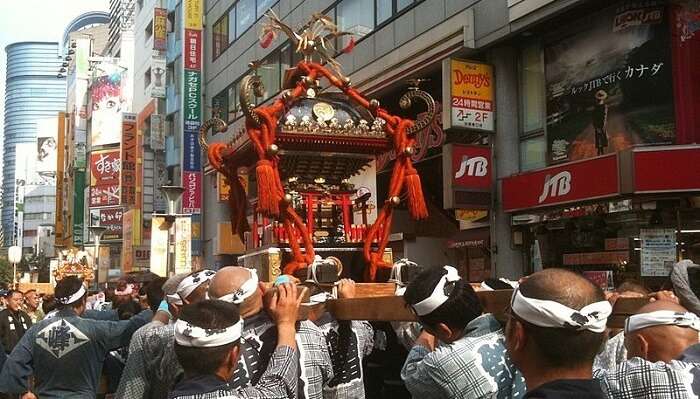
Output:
[0, 0, 109, 161]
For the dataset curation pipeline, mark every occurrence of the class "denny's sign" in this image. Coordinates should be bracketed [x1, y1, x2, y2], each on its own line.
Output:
[442, 58, 495, 132]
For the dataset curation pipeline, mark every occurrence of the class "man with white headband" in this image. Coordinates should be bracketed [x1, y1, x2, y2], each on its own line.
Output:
[505, 268, 611, 398]
[594, 299, 700, 398]
[117, 270, 214, 399]
[169, 283, 302, 398]
[208, 266, 333, 399]
[0, 276, 152, 398]
[401, 265, 526, 398]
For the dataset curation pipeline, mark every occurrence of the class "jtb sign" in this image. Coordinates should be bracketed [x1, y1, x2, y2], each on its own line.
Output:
[502, 155, 618, 212]
[443, 144, 491, 209]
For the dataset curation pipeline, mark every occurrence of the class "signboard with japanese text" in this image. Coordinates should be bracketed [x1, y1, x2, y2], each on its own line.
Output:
[183, 131, 201, 170]
[121, 113, 137, 205]
[150, 114, 165, 150]
[545, 0, 674, 163]
[182, 171, 202, 213]
[90, 150, 121, 186]
[183, 71, 201, 131]
[174, 217, 192, 274]
[443, 144, 491, 209]
[442, 59, 494, 132]
[149, 57, 166, 98]
[153, 8, 167, 51]
[134, 246, 151, 269]
[73, 171, 85, 245]
[122, 209, 134, 272]
[641, 228, 677, 276]
[150, 216, 168, 276]
[184, 30, 202, 70]
[89, 185, 120, 207]
[89, 207, 123, 240]
[184, 0, 202, 29]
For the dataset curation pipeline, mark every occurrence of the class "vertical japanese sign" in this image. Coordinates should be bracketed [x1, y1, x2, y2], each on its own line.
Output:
[150, 216, 168, 276]
[122, 209, 134, 273]
[641, 228, 677, 276]
[182, 0, 203, 216]
[56, 113, 66, 245]
[121, 113, 137, 205]
[98, 246, 110, 284]
[150, 114, 165, 150]
[174, 217, 192, 274]
[442, 59, 494, 132]
[73, 171, 85, 245]
[153, 8, 167, 51]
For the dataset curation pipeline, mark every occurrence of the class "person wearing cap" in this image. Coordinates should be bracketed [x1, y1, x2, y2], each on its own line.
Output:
[0, 276, 153, 398]
[401, 265, 526, 399]
[169, 283, 302, 398]
[505, 268, 612, 397]
[116, 270, 215, 399]
[208, 266, 333, 399]
[593, 299, 700, 398]
[0, 290, 32, 355]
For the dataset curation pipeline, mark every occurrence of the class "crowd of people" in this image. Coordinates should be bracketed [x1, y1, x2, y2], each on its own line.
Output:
[0, 260, 699, 398]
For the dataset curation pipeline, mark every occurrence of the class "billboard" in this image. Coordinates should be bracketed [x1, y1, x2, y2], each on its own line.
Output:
[89, 207, 123, 240]
[442, 59, 494, 132]
[149, 57, 166, 98]
[545, 1, 674, 163]
[36, 118, 58, 177]
[90, 63, 125, 146]
[121, 113, 137, 205]
[153, 8, 167, 51]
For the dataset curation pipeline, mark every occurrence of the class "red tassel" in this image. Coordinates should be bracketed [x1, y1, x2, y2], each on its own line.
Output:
[405, 171, 428, 220]
[260, 31, 274, 49]
[342, 37, 355, 54]
[256, 160, 280, 215]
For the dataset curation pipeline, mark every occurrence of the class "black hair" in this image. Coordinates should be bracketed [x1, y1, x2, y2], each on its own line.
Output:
[117, 300, 142, 320]
[42, 295, 57, 314]
[145, 277, 168, 313]
[6, 290, 23, 298]
[517, 269, 607, 369]
[403, 266, 482, 331]
[174, 300, 242, 377]
[54, 276, 87, 309]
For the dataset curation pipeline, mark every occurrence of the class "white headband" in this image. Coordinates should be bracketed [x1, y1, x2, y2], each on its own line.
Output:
[210, 268, 259, 304]
[411, 266, 461, 316]
[174, 318, 243, 348]
[625, 310, 700, 334]
[57, 284, 87, 305]
[389, 259, 418, 287]
[167, 270, 216, 305]
[511, 289, 611, 333]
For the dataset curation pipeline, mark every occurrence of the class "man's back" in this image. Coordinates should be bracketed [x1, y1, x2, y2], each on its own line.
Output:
[0, 308, 151, 398]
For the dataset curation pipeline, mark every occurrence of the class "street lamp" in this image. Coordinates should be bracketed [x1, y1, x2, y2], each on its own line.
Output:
[89, 226, 108, 287]
[8, 246, 22, 289]
[159, 185, 184, 276]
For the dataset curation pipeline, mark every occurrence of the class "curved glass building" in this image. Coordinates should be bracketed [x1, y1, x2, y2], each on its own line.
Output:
[2, 42, 66, 246]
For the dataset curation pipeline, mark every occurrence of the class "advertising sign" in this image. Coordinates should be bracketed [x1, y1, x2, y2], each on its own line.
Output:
[90, 150, 121, 186]
[182, 171, 202, 213]
[89, 207, 123, 240]
[502, 154, 619, 212]
[545, 1, 674, 163]
[184, 0, 203, 29]
[174, 217, 192, 274]
[183, 71, 201, 131]
[442, 144, 491, 209]
[56, 113, 66, 245]
[630, 146, 700, 193]
[150, 216, 169, 277]
[90, 63, 125, 146]
[154, 153, 168, 211]
[149, 57, 166, 98]
[134, 246, 151, 269]
[641, 228, 677, 276]
[184, 30, 202, 70]
[89, 185, 120, 207]
[36, 117, 58, 176]
[442, 59, 494, 132]
[153, 8, 167, 51]
[121, 113, 137, 205]
[183, 131, 201, 170]
[73, 171, 86, 245]
[122, 209, 134, 272]
[98, 246, 110, 284]
[150, 114, 165, 150]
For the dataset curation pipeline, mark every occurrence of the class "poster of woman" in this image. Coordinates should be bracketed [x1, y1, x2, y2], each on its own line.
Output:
[89, 63, 125, 146]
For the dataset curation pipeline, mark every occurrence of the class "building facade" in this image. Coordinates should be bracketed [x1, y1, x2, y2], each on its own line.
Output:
[2, 42, 66, 251]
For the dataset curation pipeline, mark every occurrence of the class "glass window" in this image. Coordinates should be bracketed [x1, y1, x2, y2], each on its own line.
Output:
[337, 0, 374, 49]
[227, 83, 238, 123]
[258, 53, 281, 100]
[228, 7, 237, 43]
[257, 0, 276, 18]
[237, 0, 256, 38]
[520, 135, 546, 171]
[376, 0, 392, 25]
[213, 14, 229, 59]
[520, 44, 545, 133]
[397, 0, 413, 12]
[213, 91, 228, 120]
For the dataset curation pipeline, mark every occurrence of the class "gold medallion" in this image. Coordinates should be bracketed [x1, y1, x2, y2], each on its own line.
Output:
[313, 102, 335, 121]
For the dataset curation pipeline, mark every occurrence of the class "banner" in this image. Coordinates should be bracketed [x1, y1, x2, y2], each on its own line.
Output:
[153, 8, 167, 51]
[641, 228, 677, 276]
[89, 207, 123, 240]
[150, 114, 165, 150]
[90, 150, 121, 186]
[73, 171, 86, 245]
[121, 113, 137, 205]
[545, 1, 674, 163]
[150, 216, 169, 276]
[184, 0, 203, 29]
[182, 171, 202, 213]
[183, 71, 201, 132]
[122, 209, 134, 272]
[442, 59, 494, 132]
[174, 217, 192, 274]
[90, 62, 125, 146]
[149, 57, 166, 98]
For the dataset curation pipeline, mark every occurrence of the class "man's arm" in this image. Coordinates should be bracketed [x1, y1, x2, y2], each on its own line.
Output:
[400, 334, 447, 399]
[97, 309, 153, 350]
[114, 326, 151, 399]
[83, 308, 119, 321]
[0, 328, 33, 394]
